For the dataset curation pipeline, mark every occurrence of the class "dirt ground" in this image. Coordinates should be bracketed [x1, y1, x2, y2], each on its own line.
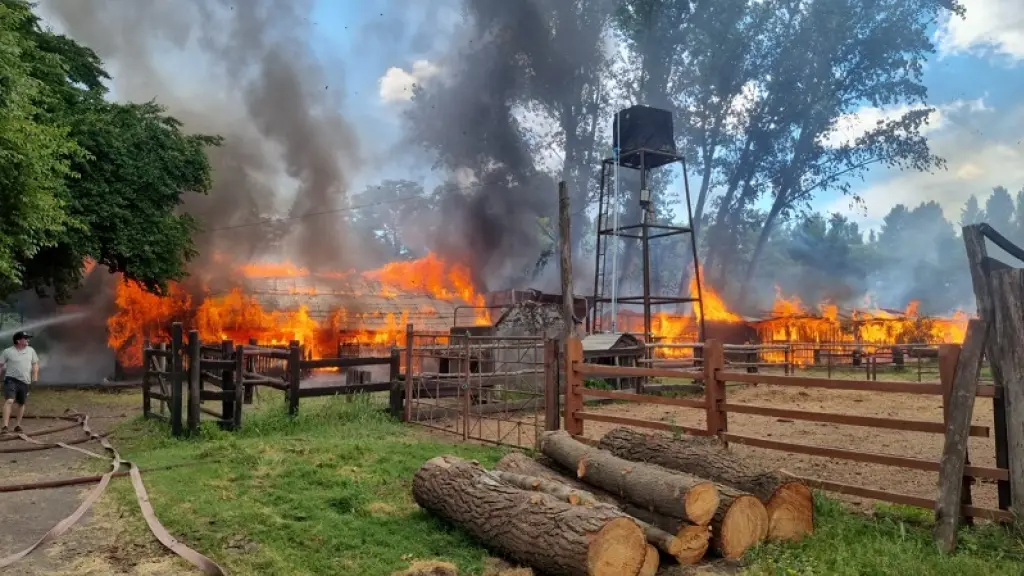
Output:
[0, 391, 166, 576]
[576, 383, 1000, 512]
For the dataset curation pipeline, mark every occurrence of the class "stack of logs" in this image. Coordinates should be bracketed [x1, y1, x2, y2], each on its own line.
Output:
[412, 428, 815, 576]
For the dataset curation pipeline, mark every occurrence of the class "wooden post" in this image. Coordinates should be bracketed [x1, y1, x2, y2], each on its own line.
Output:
[962, 224, 1012, 509]
[935, 320, 987, 551]
[703, 339, 726, 441]
[543, 339, 560, 432]
[170, 322, 184, 437]
[142, 342, 152, 418]
[562, 337, 584, 436]
[388, 348, 403, 420]
[233, 344, 245, 429]
[245, 337, 257, 404]
[186, 330, 201, 435]
[558, 181, 575, 336]
[220, 340, 235, 430]
[403, 323, 414, 422]
[462, 333, 471, 441]
[938, 342, 973, 526]
[986, 269, 1024, 517]
[288, 344, 301, 417]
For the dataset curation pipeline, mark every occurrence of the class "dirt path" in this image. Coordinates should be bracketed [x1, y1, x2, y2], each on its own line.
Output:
[0, 390, 143, 575]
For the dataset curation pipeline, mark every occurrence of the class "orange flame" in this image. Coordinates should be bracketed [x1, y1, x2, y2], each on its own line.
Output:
[107, 252, 491, 366]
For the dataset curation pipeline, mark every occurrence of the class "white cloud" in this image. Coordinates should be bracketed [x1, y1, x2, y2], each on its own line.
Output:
[378, 60, 441, 103]
[936, 0, 1024, 61]
[827, 101, 1024, 229]
[822, 98, 990, 148]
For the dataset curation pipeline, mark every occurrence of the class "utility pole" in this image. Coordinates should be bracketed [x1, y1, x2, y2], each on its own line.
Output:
[558, 181, 574, 337]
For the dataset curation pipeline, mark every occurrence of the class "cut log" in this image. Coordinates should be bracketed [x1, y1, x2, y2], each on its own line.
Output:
[598, 427, 813, 541]
[490, 470, 600, 506]
[711, 485, 770, 559]
[413, 455, 649, 576]
[639, 545, 659, 576]
[495, 453, 710, 565]
[540, 430, 720, 526]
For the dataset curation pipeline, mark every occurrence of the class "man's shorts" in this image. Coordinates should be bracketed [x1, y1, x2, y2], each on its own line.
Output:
[2, 377, 29, 404]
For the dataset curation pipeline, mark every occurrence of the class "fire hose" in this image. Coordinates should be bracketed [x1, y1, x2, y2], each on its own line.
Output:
[0, 412, 227, 575]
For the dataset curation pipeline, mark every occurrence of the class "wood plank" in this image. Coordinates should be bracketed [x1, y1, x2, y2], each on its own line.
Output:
[300, 356, 393, 369]
[200, 359, 236, 370]
[722, 402, 988, 437]
[574, 411, 709, 437]
[963, 224, 1013, 509]
[718, 371, 944, 395]
[986, 268, 1024, 518]
[721, 432, 1008, 481]
[789, 475, 1011, 522]
[297, 382, 392, 397]
[575, 361, 704, 380]
[935, 319, 988, 551]
[579, 387, 706, 409]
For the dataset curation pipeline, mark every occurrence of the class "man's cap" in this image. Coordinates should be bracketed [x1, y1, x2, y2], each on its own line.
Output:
[12, 331, 31, 343]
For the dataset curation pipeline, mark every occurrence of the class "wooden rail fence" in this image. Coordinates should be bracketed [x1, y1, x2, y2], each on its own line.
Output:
[141, 322, 403, 436]
[556, 324, 1013, 537]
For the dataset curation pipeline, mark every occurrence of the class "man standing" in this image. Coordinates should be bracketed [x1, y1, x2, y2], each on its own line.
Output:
[1, 331, 39, 434]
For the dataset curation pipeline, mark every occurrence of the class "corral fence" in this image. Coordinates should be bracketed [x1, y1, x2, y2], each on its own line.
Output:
[142, 322, 402, 436]
[395, 325, 553, 450]
[557, 327, 1013, 532]
[644, 341, 944, 382]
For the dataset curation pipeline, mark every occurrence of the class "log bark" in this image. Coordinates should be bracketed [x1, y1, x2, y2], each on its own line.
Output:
[540, 430, 720, 526]
[413, 455, 649, 576]
[599, 427, 813, 541]
[494, 452, 710, 565]
[490, 469, 601, 507]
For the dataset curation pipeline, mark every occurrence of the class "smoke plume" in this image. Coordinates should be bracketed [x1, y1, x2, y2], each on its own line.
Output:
[41, 0, 361, 275]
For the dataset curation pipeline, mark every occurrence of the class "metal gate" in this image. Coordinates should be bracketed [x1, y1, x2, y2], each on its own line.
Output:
[404, 332, 553, 449]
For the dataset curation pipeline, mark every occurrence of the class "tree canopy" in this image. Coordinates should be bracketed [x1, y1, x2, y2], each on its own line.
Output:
[0, 0, 221, 301]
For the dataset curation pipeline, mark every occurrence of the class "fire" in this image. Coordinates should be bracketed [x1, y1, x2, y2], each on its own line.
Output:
[108, 252, 491, 366]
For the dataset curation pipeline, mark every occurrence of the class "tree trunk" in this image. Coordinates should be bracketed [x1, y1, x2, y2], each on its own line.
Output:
[413, 455, 649, 576]
[539, 431, 720, 526]
[598, 428, 814, 541]
[490, 469, 599, 507]
[494, 452, 710, 565]
[710, 484, 770, 559]
[737, 199, 785, 309]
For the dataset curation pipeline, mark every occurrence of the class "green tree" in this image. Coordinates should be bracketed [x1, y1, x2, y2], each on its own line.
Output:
[0, 0, 221, 300]
[959, 194, 985, 227]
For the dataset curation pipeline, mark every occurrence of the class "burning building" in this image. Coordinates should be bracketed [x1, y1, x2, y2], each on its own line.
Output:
[106, 252, 494, 371]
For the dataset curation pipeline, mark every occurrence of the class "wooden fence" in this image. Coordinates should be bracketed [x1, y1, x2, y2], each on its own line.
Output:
[141, 322, 402, 436]
[556, 325, 1013, 533]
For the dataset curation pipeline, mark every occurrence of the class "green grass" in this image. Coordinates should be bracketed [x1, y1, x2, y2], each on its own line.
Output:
[64, 391, 1024, 576]
[745, 498, 1024, 576]
[95, 395, 513, 576]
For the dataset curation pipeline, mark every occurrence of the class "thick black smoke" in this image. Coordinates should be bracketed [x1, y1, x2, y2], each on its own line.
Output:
[402, 0, 612, 289]
[41, 0, 360, 276]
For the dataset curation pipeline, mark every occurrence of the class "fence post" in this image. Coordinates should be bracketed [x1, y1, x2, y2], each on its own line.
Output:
[403, 323, 414, 423]
[245, 337, 257, 404]
[562, 336, 584, 436]
[288, 344, 301, 417]
[187, 330, 201, 435]
[388, 347, 403, 420]
[220, 340, 235, 430]
[170, 322, 184, 437]
[544, 339, 560, 431]
[938, 343, 973, 526]
[703, 339, 726, 442]
[142, 341, 152, 418]
[233, 344, 245, 429]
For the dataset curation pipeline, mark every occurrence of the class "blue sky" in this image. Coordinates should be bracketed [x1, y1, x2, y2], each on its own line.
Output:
[305, 0, 1024, 236]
